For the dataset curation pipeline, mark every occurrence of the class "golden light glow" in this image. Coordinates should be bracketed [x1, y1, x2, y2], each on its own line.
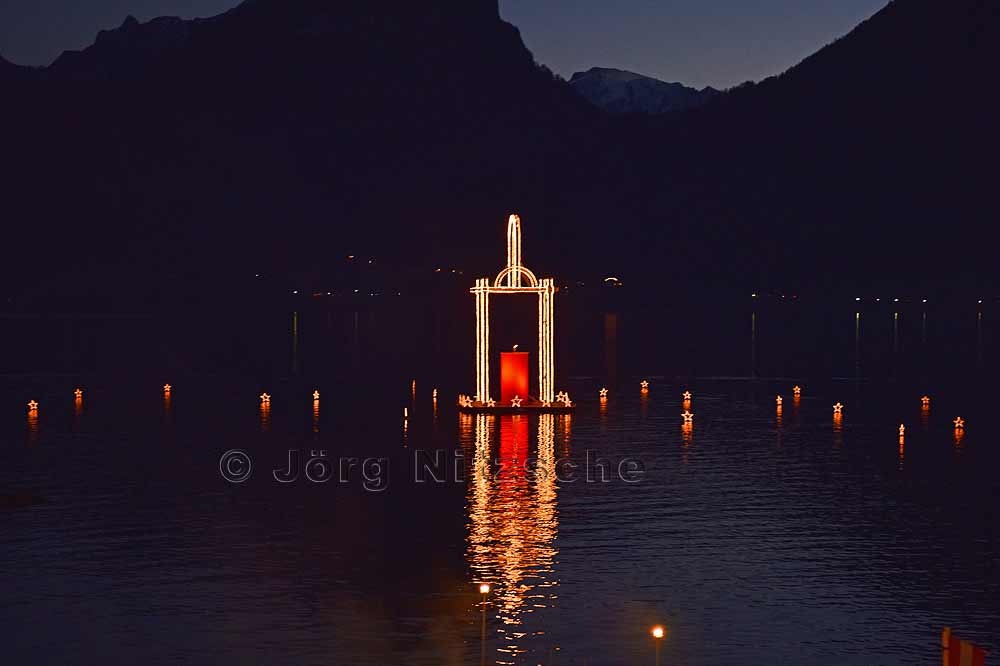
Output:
[470, 215, 557, 406]
[479, 583, 490, 595]
[652, 625, 665, 639]
[404, 407, 409, 419]
[74, 388, 83, 398]
[921, 395, 930, 406]
[953, 417, 965, 429]
[776, 395, 783, 406]
[833, 402, 843, 414]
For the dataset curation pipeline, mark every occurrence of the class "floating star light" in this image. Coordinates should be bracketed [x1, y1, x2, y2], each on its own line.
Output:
[833, 403, 843, 414]
[682, 391, 691, 400]
[681, 410, 693, 423]
[27, 400, 38, 411]
[487, 399, 496, 407]
[313, 390, 320, 401]
[899, 424, 905, 436]
[776, 395, 783, 406]
[260, 393, 271, 404]
[953, 417, 965, 429]
[599, 388, 608, 398]
[921, 396, 930, 406]
[511, 396, 523, 408]
[641, 380, 649, 390]
[793, 386, 801, 396]
[74, 388, 83, 398]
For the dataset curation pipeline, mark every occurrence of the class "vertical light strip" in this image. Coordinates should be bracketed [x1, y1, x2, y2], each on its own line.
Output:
[482, 278, 490, 402]
[538, 289, 544, 401]
[545, 279, 555, 402]
[506, 214, 521, 287]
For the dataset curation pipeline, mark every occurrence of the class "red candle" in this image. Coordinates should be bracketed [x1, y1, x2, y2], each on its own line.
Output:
[500, 351, 530, 403]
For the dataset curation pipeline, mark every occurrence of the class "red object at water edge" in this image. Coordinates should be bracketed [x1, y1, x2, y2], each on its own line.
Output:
[500, 352, 529, 403]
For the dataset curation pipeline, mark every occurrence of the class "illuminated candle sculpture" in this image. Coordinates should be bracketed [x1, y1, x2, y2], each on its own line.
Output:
[500, 350, 529, 403]
[463, 214, 568, 411]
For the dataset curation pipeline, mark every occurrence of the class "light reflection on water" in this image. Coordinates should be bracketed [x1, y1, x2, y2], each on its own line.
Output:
[0, 378, 998, 664]
[462, 414, 561, 664]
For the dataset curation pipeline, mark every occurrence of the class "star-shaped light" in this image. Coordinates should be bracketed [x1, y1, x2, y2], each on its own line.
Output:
[640, 380, 649, 390]
[313, 390, 320, 401]
[163, 384, 172, 393]
[599, 388, 608, 398]
[260, 393, 271, 404]
[487, 399, 497, 407]
[681, 410, 693, 423]
[776, 395, 783, 406]
[432, 388, 438, 399]
[793, 386, 801, 396]
[833, 403, 843, 414]
[555, 391, 568, 403]
[541, 400, 552, 407]
[27, 400, 38, 411]
[953, 417, 965, 429]
[921, 395, 930, 406]
[898, 424, 906, 436]
[682, 391, 692, 400]
[511, 396, 523, 408]
[557, 392, 572, 406]
[74, 388, 83, 398]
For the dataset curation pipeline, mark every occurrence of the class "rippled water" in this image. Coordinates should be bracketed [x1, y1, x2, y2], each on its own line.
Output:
[1, 372, 997, 665]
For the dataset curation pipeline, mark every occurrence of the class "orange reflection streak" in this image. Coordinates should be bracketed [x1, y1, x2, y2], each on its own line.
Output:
[312, 399, 320, 433]
[899, 435, 905, 465]
[776, 404, 783, 428]
[74, 395, 83, 417]
[259, 402, 271, 432]
[920, 404, 930, 429]
[27, 404, 39, 445]
[954, 428, 965, 448]
[464, 414, 560, 665]
[792, 394, 800, 411]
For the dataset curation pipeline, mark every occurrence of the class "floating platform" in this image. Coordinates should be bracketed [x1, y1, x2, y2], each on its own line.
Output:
[458, 398, 575, 414]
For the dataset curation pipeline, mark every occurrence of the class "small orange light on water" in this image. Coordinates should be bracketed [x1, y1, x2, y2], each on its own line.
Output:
[479, 583, 490, 595]
[74, 388, 83, 398]
[652, 625, 665, 639]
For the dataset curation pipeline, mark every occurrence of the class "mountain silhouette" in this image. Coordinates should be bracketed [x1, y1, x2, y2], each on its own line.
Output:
[1, 0, 996, 308]
[570, 67, 718, 114]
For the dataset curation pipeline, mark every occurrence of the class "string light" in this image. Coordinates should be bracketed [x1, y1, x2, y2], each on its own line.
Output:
[472, 215, 556, 405]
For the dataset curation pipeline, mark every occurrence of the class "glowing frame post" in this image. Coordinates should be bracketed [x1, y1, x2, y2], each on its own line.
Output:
[467, 215, 560, 409]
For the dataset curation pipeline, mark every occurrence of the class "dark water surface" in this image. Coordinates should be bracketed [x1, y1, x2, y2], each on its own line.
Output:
[1, 298, 998, 664]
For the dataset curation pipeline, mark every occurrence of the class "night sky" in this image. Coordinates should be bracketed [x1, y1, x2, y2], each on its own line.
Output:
[1, 0, 887, 88]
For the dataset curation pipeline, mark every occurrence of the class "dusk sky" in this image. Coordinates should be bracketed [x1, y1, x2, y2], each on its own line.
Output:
[1, 0, 887, 88]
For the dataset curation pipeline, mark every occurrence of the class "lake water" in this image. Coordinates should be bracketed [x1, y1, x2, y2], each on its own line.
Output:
[1, 295, 997, 664]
